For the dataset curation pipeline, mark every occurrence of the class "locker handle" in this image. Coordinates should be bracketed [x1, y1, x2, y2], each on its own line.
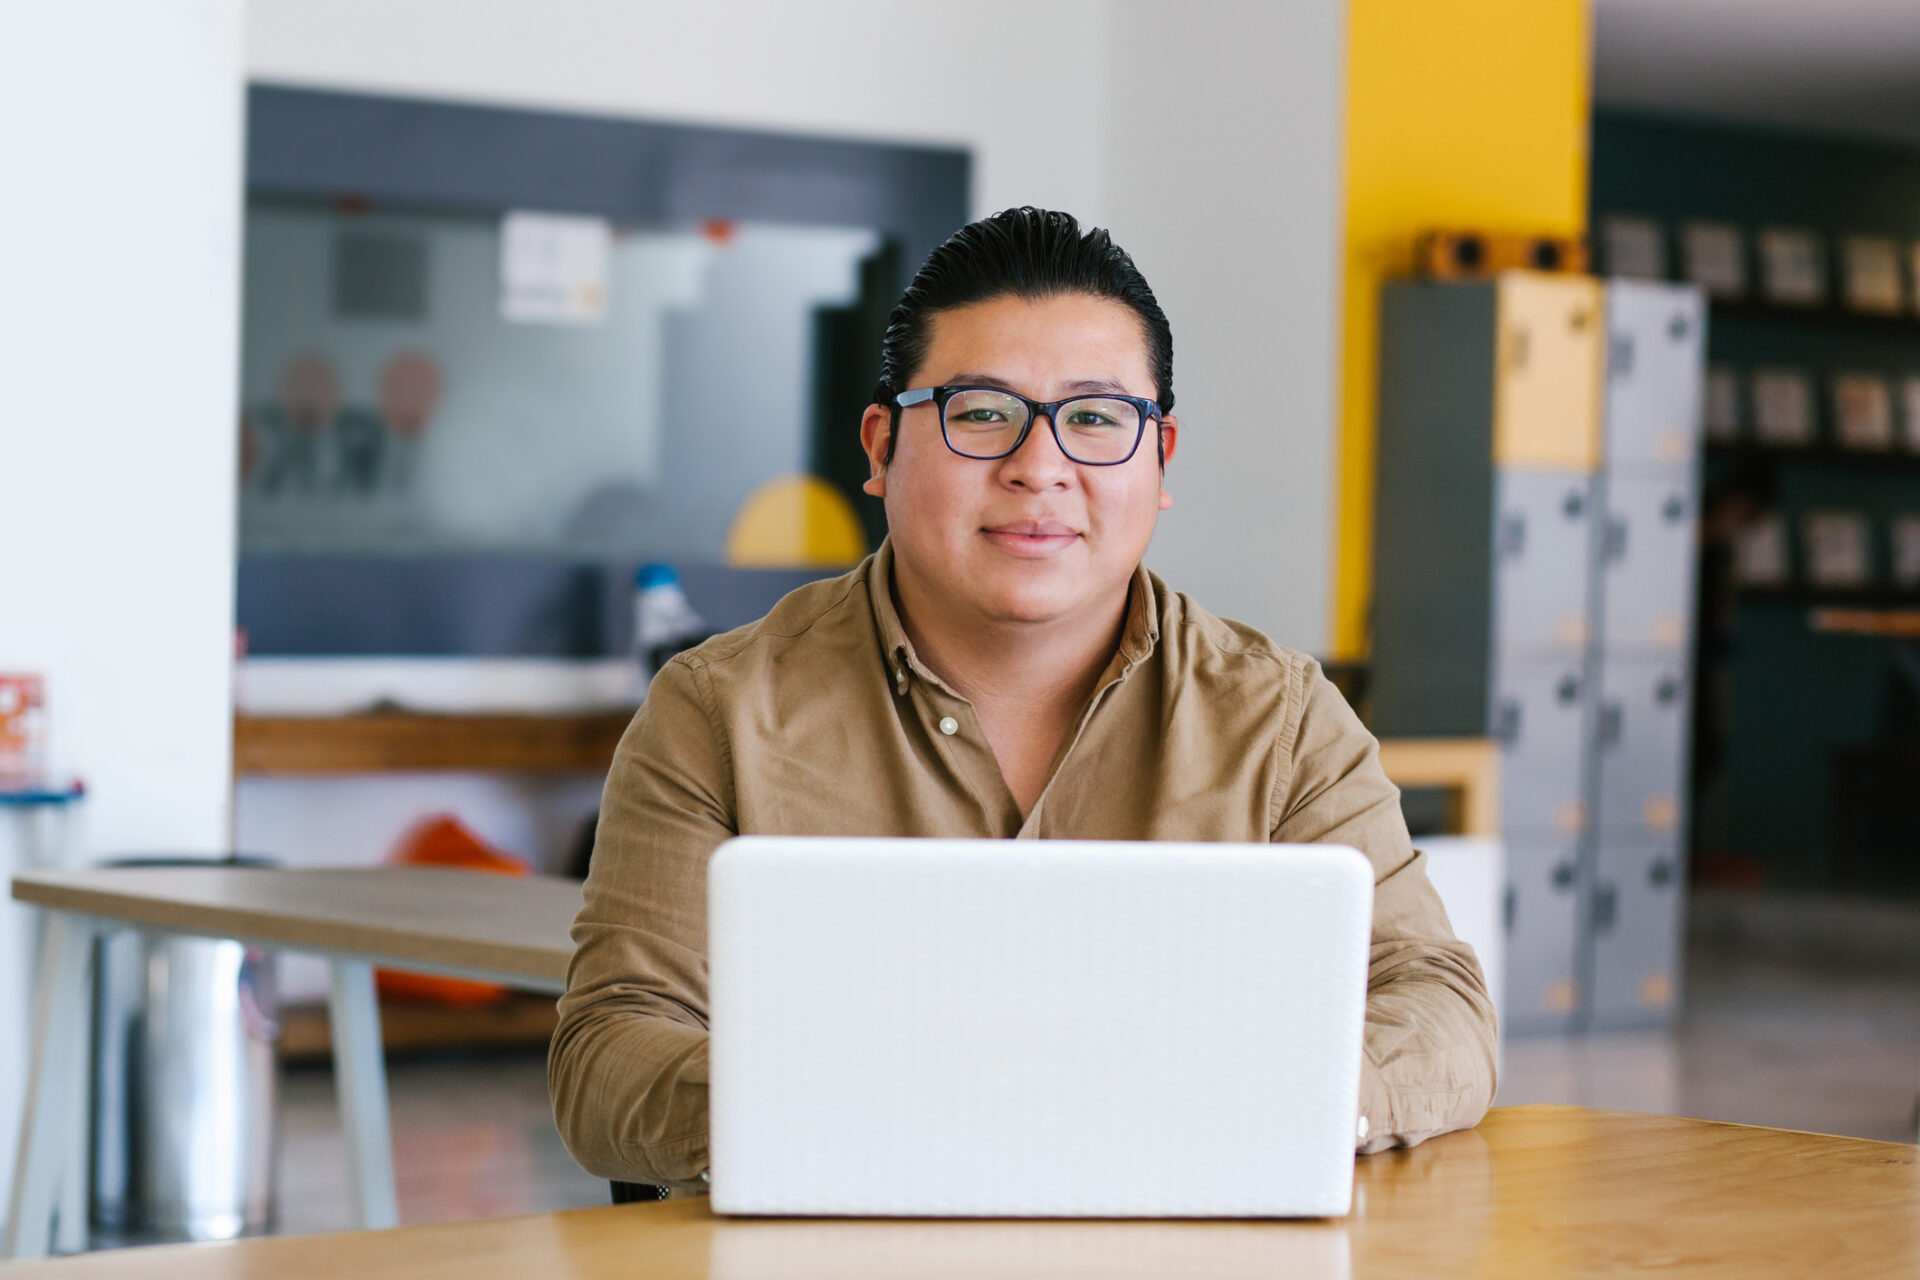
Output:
[1503, 885, 1517, 934]
[1610, 333, 1635, 378]
[1662, 494, 1688, 523]
[1556, 674, 1582, 705]
[1506, 326, 1531, 375]
[1495, 700, 1523, 746]
[1598, 701, 1624, 748]
[1650, 859, 1676, 888]
[1562, 489, 1586, 520]
[1552, 861, 1577, 890]
[1605, 516, 1628, 562]
[1655, 675, 1681, 705]
[1591, 882, 1618, 931]
[1499, 512, 1527, 558]
[1668, 313, 1691, 342]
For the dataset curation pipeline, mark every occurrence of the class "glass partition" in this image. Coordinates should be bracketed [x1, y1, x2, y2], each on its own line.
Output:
[239, 201, 888, 565]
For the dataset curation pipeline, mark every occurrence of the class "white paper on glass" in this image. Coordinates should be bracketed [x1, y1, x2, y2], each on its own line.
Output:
[499, 211, 612, 325]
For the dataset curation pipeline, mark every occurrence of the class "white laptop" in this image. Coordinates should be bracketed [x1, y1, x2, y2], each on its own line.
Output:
[707, 837, 1373, 1218]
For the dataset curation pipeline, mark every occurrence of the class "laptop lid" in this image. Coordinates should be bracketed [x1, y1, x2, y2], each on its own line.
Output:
[708, 837, 1373, 1218]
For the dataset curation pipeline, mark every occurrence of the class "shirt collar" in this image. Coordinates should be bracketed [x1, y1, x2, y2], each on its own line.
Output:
[868, 536, 1160, 688]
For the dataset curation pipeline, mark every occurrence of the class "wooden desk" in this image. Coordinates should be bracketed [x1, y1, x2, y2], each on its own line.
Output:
[3, 867, 582, 1260]
[7, 1107, 1915, 1278]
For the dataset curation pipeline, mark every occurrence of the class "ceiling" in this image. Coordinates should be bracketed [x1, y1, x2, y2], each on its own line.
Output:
[1594, 0, 1920, 146]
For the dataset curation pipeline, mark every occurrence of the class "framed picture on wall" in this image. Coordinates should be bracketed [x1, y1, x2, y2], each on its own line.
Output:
[1680, 221, 1746, 298]
[1733, 514, 1790, 587]
[1756, 228, 1828, 306]
[1600, 214, 1666, 280]
[1801, 511, 1872, 588]
[1840, 236, 1904, 313]
[1891, 515, 1920, 589]
[1703, 365, 1741, 443]
[1832, 373, 1894, 450]
[1901, 376, 1920, 453]
[1751, 367, 1816, 446]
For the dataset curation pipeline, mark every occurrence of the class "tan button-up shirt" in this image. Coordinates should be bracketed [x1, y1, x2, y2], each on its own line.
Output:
[551, 542, 1497, 1188]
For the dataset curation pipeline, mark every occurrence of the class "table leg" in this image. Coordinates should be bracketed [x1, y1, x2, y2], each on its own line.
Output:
[327, 959, 398, 1230]
[3, 913, 97, 1260]
[53, 999, 90, 1255]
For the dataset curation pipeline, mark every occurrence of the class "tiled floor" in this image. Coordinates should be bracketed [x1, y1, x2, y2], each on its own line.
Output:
[261, 929, 1917, 1238]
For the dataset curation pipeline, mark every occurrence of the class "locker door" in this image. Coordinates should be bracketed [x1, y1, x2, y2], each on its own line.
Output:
[1598, 469, 1699, 654]
[1503, 838, 1586, 1035]
[1493, 273, 1604, 469]
[1594, 658, 1690, 835]
[1589, 831, 1685, 1029]
[1604, 281, 1706, 467]
[1491, 656, 1591, 837]
[1494, 469, 1595, 659]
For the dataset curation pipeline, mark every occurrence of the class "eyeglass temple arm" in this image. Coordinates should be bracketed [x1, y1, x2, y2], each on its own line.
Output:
[893, 388, 936, 408]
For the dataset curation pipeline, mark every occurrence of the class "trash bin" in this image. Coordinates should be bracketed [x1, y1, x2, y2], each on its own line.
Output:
[89, 856, 280, 1244]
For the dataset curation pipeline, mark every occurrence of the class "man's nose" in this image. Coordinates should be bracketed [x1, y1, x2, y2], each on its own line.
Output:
[999, 413, 1074, 487]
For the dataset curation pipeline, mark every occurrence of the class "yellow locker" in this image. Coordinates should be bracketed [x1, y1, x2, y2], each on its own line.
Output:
[1492, 273, 1603, 469]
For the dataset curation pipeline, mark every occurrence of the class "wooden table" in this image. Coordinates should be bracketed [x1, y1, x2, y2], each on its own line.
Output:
[2, 866, 582, 1260]
[5, 1107, 1915, 1278]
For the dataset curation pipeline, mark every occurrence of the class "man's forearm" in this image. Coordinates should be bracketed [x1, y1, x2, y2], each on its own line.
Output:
[1354, 937, 1499, 1151]
[548, 1008, 712, 1188]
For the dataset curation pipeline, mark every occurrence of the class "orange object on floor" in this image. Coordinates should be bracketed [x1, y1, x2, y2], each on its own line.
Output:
[375, 815, 531, 1006]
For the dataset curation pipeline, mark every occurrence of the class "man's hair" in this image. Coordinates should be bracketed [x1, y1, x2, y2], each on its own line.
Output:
[873, 207, 1174, 464]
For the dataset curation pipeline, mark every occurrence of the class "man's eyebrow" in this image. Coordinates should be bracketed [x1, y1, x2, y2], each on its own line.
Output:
[945, 373, 1137, 396]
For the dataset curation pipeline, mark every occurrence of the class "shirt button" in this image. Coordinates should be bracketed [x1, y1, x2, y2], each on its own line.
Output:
[938, 716, 959, 736]
[893, 668, 907, 694]
[1356, 1114, 1371, 1142]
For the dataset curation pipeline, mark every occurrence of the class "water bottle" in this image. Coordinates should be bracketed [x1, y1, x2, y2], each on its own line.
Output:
[634, 564, 709, 682]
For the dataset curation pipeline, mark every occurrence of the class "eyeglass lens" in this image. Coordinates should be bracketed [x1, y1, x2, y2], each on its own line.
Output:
[942, 389, 1142, 463]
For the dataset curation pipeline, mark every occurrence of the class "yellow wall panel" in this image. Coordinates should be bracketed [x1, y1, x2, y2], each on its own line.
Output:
[1334, 0, 1592, 659]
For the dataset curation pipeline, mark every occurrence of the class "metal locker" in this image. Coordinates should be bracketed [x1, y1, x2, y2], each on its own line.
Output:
[1588, 831, 1686, 1029]
[1494, 468, 1595, 659]
[1603, 281, 1707, 468]
[1598, 469, 1700, 654]
[1503, 838, 1586, 1034]
[1594, 658, 1690, 836]
[1493, 274, 1604, 470]
[1491, 656, 1592, 837]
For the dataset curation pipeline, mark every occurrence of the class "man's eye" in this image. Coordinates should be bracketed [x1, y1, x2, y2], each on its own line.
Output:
[1067, 411, 1120, 428]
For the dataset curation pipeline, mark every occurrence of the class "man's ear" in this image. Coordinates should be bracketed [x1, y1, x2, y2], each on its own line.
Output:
[1156, 415, 1179, 511]
[860, 404, 892, 497]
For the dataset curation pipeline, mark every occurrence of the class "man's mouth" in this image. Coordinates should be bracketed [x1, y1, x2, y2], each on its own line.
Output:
[981, 523, 1080, 556]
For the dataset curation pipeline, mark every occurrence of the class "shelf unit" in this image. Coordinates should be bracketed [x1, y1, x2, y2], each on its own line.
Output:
[232, 710, 634, 776]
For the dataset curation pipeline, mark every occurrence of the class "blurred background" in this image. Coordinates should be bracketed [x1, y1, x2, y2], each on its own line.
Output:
[2, 0, 1916, 1248]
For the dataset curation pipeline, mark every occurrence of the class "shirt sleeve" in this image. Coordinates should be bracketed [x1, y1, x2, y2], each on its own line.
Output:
[548, 655, 734, 1189]
[1269, 660, 1499, 1152]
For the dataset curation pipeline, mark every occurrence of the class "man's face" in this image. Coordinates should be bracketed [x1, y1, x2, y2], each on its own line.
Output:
[860, 292, 1179, 631]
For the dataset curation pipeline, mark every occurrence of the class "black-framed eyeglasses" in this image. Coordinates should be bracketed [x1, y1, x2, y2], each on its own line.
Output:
[894, 385, 1164, 465]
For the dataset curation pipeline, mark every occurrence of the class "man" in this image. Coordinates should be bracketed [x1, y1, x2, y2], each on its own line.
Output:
[550, 207, 1497, 1191]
